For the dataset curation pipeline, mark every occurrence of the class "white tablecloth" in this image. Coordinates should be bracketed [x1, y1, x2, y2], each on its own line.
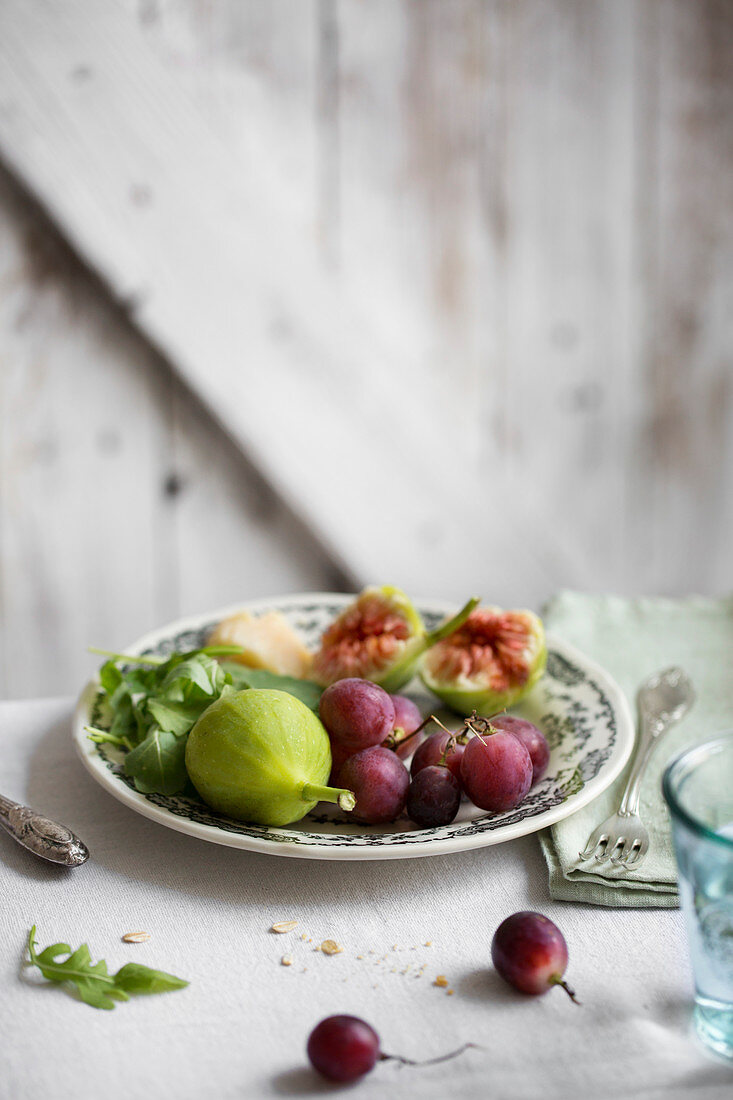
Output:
[1, 698, 731, 1100]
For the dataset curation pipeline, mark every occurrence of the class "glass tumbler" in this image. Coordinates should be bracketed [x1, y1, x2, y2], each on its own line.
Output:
[663, 732, 733, 1060]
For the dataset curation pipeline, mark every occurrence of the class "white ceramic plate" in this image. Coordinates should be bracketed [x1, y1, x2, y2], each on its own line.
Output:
[73, 593, 634, 860]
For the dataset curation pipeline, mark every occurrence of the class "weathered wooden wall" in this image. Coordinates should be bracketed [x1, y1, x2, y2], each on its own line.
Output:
[0, 171, 347, 698]
[0, 0, 731, 698]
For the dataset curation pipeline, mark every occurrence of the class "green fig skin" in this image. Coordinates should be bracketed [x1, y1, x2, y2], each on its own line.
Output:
[185, 689, 342, 826]
[421, 643, 547, 716]
[420, 611, 547, 717]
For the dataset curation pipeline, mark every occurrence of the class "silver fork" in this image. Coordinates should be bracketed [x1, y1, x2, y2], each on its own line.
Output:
[578, 667, 695, 869]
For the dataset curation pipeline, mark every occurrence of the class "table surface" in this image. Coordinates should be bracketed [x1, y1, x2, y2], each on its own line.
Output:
[1, 697, 732, 1100]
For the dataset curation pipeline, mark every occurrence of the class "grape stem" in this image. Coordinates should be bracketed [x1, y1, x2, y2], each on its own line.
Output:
[300, 782, 356, 812]
[431, 714, 469, 752]
[383, 713, 434, 752]
[463, 712, 501, 751]
[438, 735, 456, 768]
[380, 1042, 481, 1068]
[549, 974, 580, 1005]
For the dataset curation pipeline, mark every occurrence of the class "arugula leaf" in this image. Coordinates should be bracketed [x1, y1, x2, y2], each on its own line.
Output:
[124, 727, 189, 795]
[220, 663, 323, 710]
[146, 698, 198, 737]
[159, 653, 226, 701]
[98, 660, 123, 697]
[27, 927, 188, 1010]
[113, 963, 188, 995]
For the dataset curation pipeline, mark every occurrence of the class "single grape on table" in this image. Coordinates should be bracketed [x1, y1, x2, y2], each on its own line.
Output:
[307, 1015, 380, 1082]
[491, 911, 579, 1003]
[306, 1015, 478, 1082]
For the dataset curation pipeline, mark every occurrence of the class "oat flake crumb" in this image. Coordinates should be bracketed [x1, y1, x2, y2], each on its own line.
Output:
[271, 921, 298, 934]
[281, 955, 293, 967]
[121, 932, 150, 944]
[320, 940, 343, 956]
[434, 975, 449, 988]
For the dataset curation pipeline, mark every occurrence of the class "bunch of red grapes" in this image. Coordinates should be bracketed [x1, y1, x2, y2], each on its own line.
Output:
[318, 678, 550, 828]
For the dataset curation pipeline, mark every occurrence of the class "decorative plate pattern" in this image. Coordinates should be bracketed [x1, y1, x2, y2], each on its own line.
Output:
[72, 594, 635, 860]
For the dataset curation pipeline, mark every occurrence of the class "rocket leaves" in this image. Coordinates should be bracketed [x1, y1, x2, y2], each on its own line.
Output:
[86, 648, 232, 794]
[26, 926, 188, 1010]
[122, 728, 190, 795]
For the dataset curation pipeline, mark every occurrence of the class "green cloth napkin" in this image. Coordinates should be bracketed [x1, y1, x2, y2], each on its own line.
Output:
[539, 591, 733, 907]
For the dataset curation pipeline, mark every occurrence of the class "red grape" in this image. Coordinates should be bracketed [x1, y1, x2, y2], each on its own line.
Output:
[490, 716, 550, 784]
[491, 911, 578, 1002]
[337, 746, 409, 824]
[406, 765, 461, 827]
[389, 694, 425, 759]
[307, 1015, 380, 1082]
[328, 741, 351, 784]
[319, 679, 395, 753]
[460, 731, 532, 812]
[410, 730, 466, 785]
[306, 1015, 477, 1081]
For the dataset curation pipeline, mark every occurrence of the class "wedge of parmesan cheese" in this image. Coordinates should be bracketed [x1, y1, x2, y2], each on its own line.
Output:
[208, 611, 313, 678]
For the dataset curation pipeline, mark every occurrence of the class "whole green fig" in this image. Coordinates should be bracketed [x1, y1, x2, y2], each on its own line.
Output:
[185, 688, 354, 826]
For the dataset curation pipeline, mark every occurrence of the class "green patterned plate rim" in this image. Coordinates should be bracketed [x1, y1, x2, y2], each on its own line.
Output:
[72, 594, 635, 861]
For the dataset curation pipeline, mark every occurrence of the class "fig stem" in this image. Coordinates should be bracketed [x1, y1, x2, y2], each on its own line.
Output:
[424, 597, 480, 648]
[380, 1042, 481, 1068]
[300, 782, 356, 812]
[549, 974, 580, 1005]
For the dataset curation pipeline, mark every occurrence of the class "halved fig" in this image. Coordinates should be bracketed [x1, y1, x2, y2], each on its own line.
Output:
[311, 586, 479, 693]
[420, 607, 547, 716]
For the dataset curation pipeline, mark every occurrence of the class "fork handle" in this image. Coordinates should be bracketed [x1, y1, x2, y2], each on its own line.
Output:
[617, 713, 669, 817]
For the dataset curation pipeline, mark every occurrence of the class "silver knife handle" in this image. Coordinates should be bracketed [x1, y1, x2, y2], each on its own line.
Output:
[0, 794, 89, 866]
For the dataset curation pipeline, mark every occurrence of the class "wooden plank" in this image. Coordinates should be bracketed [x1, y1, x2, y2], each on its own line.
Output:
[0, 167, 342, 699]
[632, 0, 733, 595]
[336, 0, 639, 592]
[0, 0, 572, 607]
[0, 169, 165, 697]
